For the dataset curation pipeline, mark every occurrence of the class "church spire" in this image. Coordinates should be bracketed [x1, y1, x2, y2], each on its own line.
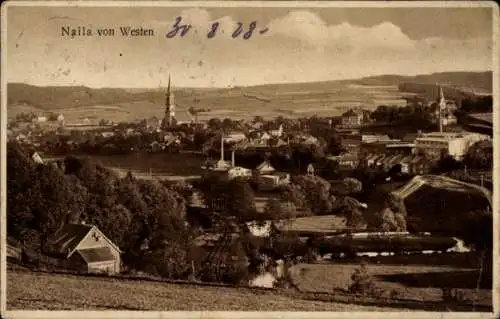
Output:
[167, 74, 171, 95]
[438, 85, 446, 133]
[163, 74, 175, 128]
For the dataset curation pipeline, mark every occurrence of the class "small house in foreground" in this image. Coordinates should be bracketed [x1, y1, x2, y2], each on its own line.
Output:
[44, 223, 121, 275]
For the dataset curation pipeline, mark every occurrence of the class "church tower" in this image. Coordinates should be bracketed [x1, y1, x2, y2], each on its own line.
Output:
[438, 85, 446, 133]
[163, 75, 176, 128]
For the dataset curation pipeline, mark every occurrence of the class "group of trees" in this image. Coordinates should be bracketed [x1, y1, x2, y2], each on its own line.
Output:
[14, 112, 38, 123]
[459, 95, 493, 114]
[7, 142, 192, 278]
[463, 140, 493, 170]
[370, 104, 436, 130]
[36, 129, 190, 156]
[14, 111, 61, 123]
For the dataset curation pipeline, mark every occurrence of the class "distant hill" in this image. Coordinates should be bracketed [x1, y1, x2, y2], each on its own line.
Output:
[356, 71, 492, 93]
[7, 71, 492, 111]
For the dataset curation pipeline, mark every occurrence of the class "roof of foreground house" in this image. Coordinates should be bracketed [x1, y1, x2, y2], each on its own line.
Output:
[45, 223, 121, 257]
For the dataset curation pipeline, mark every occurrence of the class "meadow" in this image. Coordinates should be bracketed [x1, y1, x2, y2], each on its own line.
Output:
[7, 271, 401, 311]
[289, 253, 492, 310]
[7, 254, 491, 312]
[8, 83, 406, 124]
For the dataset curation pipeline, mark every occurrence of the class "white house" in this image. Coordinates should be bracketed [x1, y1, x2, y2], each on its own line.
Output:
[259, 173, 290, 190]
[32, 152, 44, 165]
[101, 131, 115, 138]
[227, 166, 252, 180]
[44, 223, 122, 275]
[256, 160, 276, 174]
[260, 132, 272, 142]
[224, 132, 247, 144]
[270, 124, 284, 137]
[415, 132, 490, 161]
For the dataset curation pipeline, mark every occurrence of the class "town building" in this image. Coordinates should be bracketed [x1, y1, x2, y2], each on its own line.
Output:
[202, 136, 250, 180]
[341, 134, 398, 154]
[269, 124, 284, 137]
[31, 152, 44, 165]
[43, 223, 121, 274]
[227, 166, 252, 180]
[414, 132, 490, 161]
[255, 160, 276, 175]
[400, 155, 432, 175]
[361, 141, 415, 157]
[340, 108, 370, 128]
[258, 173, 290, 191]
[327, 153, 360, 170]
[101, 131, 115, 138]
[253, 160, 290, 190]
[223, 132, 247, 144]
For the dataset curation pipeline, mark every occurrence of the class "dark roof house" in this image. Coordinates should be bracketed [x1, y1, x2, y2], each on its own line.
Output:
[390, 175, 492, 233]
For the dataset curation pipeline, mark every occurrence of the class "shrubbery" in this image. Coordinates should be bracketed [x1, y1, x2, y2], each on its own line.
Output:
[7, 142, 192, 279]
[348, 263, 382, 297]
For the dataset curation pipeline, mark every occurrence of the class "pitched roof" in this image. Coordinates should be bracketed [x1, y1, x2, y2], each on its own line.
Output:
[45, 223, 121, 256]
[256, 161, 275, 172]
[391, 175, 492, 206]
[45, 224, 93, 255]
[175, 109, 194, 123]
[76, 247, 116, 263]
[400, 155, 414, 164]
[365, 153, 380, 161]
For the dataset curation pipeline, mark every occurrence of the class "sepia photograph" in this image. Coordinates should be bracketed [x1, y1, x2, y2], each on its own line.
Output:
[0, 0, 497, 316]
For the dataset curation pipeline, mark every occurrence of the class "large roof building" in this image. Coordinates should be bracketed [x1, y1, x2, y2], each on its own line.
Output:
[389, 175, 491, 233]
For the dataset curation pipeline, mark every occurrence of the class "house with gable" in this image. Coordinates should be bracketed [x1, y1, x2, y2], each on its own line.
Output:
[254, 160, 290, 190]
[255, 160, 276, 175]
[43, 223, 121, 275]
[32, 152, 44, 165]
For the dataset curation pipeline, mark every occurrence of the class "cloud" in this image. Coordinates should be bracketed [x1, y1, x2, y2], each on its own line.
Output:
[6, 8, 493, 88]
[269, 11, 416, 53]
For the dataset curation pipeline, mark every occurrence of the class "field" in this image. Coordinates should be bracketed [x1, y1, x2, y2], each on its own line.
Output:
[7, 271, 402, 311]
[8, 83, 406, 123]
[8, 71, 493, 124]
[289, 253, 492, 310]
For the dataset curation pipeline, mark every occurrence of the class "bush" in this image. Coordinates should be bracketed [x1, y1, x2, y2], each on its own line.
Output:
[222, 262, 250, 286]
[348, 263, 382, 297]
[442, 288, 475, 303]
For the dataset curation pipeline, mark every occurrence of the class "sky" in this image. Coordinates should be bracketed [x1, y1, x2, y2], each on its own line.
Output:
[5, 4, 495, 88]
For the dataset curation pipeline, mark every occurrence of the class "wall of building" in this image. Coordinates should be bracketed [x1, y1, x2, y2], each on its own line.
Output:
[88, 260, 118, 274]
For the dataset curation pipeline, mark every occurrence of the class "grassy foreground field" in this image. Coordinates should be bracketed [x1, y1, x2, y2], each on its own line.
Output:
[7, 271, 403, 311]
[291, 263, 490, 303]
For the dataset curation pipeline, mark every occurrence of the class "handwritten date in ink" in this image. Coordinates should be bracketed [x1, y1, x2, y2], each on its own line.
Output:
[166, 16, 268, 39]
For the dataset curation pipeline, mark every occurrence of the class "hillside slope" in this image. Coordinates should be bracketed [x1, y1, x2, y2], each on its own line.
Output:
[7, 71, 492, 111]
[7, 271, 400, 311]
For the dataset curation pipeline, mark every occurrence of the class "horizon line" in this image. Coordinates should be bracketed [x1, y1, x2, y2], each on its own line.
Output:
[6, 69, 494, 90]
